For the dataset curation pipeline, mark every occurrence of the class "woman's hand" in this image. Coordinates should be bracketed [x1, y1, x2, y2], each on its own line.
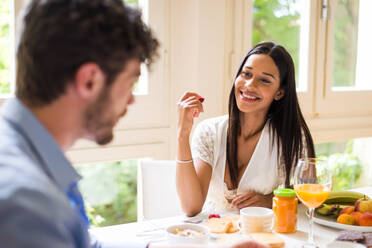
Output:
[230, 191, 273, 209]
[177, 92, 204, 136]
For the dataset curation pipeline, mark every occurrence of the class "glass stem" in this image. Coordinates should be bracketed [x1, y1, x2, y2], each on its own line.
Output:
[308, 207, 315, 245]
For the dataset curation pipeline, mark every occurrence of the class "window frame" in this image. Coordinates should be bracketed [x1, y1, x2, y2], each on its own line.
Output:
[315, 0, 372, 118]
[310, 0, 372, 143]
[70, 0, 172, 163]
[227, 0, 372, 143]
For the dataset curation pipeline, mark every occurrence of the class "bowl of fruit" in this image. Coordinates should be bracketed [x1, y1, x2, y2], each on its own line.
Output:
[314, 190, 372, 231]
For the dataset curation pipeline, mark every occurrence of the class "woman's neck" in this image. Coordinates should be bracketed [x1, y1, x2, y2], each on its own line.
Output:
[239, 113, 267, 140]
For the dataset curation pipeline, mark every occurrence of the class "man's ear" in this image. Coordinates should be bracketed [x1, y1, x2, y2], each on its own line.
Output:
[74, 63, 105, 99]
[274, 88, 285, 100]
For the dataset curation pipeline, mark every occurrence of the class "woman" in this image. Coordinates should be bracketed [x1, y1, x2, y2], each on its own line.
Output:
[176, 42, 315, 216]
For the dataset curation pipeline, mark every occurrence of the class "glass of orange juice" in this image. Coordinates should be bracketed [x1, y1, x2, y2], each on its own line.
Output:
[294, 158, 332, 248]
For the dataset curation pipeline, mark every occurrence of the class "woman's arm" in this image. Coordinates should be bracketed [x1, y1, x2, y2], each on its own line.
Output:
[176, 92, 212, 216]
[176, 153, 212, 216]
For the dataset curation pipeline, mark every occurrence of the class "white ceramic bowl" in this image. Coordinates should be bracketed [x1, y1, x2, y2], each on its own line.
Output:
[326, 241, 366, 248]
[166, 223, 210, 244]
[240, 207, 274, 218]
[239, 223, 272, 233]
[239, 207, 274, 233]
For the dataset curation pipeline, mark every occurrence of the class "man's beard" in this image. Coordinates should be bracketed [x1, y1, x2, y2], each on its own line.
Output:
[84, 88, 123, 146]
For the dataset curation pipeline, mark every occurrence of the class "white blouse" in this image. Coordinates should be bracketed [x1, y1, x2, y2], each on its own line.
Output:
[191, 115, 286, 213]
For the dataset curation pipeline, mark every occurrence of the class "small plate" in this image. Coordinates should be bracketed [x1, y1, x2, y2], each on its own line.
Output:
[166, 223, 210, 244]
[313, 212, 372, 232]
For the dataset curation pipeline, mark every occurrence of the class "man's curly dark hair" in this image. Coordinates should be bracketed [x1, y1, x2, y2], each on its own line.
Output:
[16, 0, 159, 106]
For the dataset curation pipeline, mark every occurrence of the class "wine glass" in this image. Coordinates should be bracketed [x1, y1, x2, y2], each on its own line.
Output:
[294, 158, 332, 248]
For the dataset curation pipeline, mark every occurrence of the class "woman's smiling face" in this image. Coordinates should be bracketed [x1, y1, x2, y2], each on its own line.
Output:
[234, 54, 284, 117]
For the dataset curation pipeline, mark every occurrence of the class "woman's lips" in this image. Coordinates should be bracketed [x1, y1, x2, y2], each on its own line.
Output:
[240, 91, 260, 102]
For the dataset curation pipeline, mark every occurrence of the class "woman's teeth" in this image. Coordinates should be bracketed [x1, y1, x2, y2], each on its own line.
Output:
[242, 93, 259, 100]
[245, 95, 257, 99]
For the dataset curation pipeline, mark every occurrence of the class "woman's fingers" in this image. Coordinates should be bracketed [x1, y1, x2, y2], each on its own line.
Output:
[177, 92, 205, 135]
[230, 191, 254, 207]
[179, 93, 205, 113]
[235, 193, 273, 209]
[179, 97, 204, 117]
[236, 195, 258, 209]
[179, 91, 203, 102]
[230, 195, 245, 207]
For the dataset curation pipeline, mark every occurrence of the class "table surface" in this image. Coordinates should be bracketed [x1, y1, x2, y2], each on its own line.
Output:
[90, 187, 372, 247]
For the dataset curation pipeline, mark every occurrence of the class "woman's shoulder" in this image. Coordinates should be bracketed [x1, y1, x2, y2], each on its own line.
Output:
[193, 115, 228, 140]
[197, 115, 228, 129]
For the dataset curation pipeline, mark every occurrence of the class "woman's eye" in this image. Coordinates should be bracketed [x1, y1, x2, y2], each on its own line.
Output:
[261, 78, 271, 84]
[241, 71, 251, 77]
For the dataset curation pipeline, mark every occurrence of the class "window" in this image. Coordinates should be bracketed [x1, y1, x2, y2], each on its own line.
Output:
[250, 0, 313, 115]
[0, 0, 13, 96]
[315, 137, 372, 191]
[122, 0, 149, 95]
[315, 0, 372, 119]
[3, 0, 171, 192]
[252, 0, 309, 91]
[73, 0, 170, 227]
[225, 0, 314, 115]
[241, 0, 372, 142]
[78, 160, 138, 226]
[69, 0, 171, 162]
[331, 0, 370, 90]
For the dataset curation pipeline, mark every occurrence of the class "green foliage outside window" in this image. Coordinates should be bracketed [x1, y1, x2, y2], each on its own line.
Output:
[77, 160, 138, 227]
[333, 0, 359, 87]
[0, 0, 11, 94]
[253, 0, 359, 88]
[252, 0, 301, 84]
[316, 141, 363, 191]
[124, 0, 138, 6]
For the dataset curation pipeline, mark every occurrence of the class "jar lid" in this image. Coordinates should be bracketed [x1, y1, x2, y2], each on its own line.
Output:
[274, 188, 296, 197]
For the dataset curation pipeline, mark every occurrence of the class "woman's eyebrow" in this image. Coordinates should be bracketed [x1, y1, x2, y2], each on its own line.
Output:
[263, 72, 276, 79]
[243, 66, 276, 80]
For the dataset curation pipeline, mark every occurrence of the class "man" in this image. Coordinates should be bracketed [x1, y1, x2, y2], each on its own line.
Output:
[0, 0, 266, 247]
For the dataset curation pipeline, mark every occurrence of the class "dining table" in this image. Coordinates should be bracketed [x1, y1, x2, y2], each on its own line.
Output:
[90, 187, 372, 248]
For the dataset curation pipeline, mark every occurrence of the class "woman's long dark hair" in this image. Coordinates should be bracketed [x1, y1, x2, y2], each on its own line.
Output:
[226, 42, 315, 188]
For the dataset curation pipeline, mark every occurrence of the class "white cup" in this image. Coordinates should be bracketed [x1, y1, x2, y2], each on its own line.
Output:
[238, 207, 273, 234]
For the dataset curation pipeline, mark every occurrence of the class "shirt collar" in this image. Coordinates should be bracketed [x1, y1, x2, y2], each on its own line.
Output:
[0, 98, 81, 190]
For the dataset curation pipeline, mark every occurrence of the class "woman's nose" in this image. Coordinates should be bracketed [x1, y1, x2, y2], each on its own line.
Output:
[244, 78, 255, 87]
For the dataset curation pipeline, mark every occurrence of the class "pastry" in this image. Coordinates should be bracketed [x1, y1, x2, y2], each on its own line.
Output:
[249, 232, 285, 248]
[205, 217, 232, 234]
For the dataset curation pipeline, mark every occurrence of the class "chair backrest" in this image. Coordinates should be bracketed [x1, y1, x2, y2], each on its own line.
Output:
[137, 159, 183, 221]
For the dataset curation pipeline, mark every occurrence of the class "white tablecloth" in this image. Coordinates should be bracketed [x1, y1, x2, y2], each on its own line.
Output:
[90, 187, 372, 247]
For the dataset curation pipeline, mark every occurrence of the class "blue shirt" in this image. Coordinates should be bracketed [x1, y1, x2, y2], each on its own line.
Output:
[0, 98, 147, 248]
